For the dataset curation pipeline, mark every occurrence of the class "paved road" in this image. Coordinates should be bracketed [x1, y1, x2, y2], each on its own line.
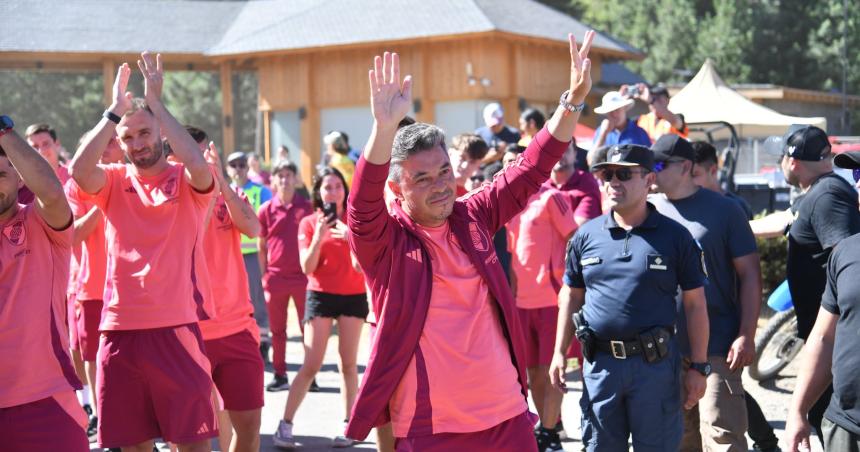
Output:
[89, 306, 820, 451]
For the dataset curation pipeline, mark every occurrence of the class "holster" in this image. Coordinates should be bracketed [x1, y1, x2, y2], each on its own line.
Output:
[638, 326, 672, 363]
[573, 311, 596, 362]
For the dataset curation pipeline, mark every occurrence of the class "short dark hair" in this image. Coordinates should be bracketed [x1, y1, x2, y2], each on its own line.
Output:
[451, 133, 489, 161]
[389, 123, 446, 182]
[691, 141, 718, 166]
[272, 159, 298, 176]
[520, 108, 546, 130]
[398, 116, 417, 129]
[25, 123, 57, 141]
[185, 126, 208, 144]
[311, 166, 349, 211]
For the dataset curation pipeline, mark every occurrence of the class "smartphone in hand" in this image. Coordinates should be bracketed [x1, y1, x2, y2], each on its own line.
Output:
[322, 202, 338, 224]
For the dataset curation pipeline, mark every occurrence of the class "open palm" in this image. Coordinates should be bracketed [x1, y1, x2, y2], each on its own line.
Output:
[369, 52, 412, 128]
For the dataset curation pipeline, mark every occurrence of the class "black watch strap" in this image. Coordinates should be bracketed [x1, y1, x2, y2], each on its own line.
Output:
[103, 110, 121, 124]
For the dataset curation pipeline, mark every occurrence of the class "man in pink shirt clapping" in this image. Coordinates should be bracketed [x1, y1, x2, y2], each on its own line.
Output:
[70, 53, 218, 452]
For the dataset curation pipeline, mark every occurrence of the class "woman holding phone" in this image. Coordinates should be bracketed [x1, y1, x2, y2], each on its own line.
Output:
[273, 167, 368, 449]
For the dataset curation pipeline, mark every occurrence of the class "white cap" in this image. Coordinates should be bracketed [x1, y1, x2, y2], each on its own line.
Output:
[483, 103, 504, 127]
[593, 91, 634, 115]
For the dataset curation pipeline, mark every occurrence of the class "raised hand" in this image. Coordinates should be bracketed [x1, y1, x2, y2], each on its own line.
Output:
[137, 51, 164, 105]
[368, 52, 412, 129]
[111, 63, 133, 115]
[567, 30, 595, 104]
[204, 141, 222, 169]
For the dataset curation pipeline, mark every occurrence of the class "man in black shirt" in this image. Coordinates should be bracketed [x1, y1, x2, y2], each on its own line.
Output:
[786, 149, 860, 452]
[779, 127, 860, 445]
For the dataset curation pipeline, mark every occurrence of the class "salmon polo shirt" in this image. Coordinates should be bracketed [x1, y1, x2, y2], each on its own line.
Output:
[389, 220, 526, 438]
[88, 163, 215, 331]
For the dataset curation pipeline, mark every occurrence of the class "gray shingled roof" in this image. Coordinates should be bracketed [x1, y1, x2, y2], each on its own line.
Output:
[0, 0, 641, 57]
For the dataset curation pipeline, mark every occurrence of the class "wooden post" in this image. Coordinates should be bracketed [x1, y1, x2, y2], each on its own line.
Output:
[299, 59, 320, 188]
[220, 62, 235, 154]
[102, 59, 115, 106]
[263, 110, 271, 164]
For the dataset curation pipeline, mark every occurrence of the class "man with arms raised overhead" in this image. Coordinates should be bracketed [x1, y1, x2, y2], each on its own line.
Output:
[0, 116, 86, 451]
[70, 53, 217, 452]
[344, 31, 595, 450]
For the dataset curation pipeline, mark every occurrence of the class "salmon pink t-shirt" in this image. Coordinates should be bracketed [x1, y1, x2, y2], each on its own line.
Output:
[88, 163, 215, 331]
[507, 186, 578, 309]
[0, 204, 79, 407]
[389, 220, 526, 437]
[298, 212, 364, 295]
[65, 179, 107, 301]
[199, 191, 259, 341]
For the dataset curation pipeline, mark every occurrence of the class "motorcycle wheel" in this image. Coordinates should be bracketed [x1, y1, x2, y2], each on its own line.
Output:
[748, 309, 805, 382]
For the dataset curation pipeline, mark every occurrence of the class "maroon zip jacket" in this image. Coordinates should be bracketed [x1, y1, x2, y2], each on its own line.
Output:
[345, 127, 569, 440]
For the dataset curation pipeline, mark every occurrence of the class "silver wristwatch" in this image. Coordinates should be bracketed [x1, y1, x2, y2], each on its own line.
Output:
[559, 90, 586, 113]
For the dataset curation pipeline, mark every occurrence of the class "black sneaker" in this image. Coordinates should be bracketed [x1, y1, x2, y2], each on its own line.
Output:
[87, 415, 99, 442]
[266, 374, 290, 392]
[83, 403, 93, 417]
[536, 427, 563, 452]
[309, 378, 321, 392]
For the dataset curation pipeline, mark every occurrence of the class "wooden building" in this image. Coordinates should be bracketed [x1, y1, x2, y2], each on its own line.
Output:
[1, 0, 642, 185]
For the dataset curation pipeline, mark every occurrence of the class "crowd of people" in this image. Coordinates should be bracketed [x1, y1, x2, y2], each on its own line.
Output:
[3, 28, 860, 452]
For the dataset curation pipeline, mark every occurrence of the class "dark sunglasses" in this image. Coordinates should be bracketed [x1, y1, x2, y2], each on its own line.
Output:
[228, 162, 247, 169]
[596, 167, 648, 182]
[653, 159, 686, 173]
[853, 168, 860, 183]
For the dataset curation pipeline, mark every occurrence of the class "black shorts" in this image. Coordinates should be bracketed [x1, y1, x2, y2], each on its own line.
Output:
[304, 290, 369, 322]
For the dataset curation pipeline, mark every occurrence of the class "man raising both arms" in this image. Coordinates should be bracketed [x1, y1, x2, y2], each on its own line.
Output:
[345, 31, 595, 450]
[0, 116, 87, 451]
[70, 53, 218, 452]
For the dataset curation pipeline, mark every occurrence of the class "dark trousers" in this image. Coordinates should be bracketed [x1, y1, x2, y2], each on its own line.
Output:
[810, 385, 835, 447]
[242, 252, 268, 330]
[745, 391, 778, 450]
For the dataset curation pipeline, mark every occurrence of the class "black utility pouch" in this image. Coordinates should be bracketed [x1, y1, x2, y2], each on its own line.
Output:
[573, 311, 596, 362]
[639, 331, 660, 363]
[653, 327, 671, 358]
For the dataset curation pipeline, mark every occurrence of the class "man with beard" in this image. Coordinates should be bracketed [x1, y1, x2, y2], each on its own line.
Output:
[0, 116, 87, 451]
[70, 53, 217, 452]
[345, 31, 595, 450]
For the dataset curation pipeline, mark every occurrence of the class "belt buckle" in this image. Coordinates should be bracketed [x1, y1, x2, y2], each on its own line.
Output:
[610, 340, 627, 359]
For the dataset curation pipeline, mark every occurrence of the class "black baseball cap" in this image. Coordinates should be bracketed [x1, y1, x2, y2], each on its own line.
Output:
[592, 144, 654, 171]
[834, 151, 860, 169]
[763, 125, 831, 161]
[651, 134, 695, 162]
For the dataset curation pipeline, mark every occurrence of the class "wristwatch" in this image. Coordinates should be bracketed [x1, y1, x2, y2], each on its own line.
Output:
[559, 90, 586, 113]
[0, 115, 14, 139]
[689, 361, 712, 376]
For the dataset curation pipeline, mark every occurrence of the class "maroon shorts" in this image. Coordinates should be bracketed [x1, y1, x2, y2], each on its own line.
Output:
[204, 329, 265, 412]
[518, 306, 558, 368]
[0, 392, 89, 452]
[67, 295, 79, 351]
[75, 299, 103, 362]
[394, 411, 537, 452]
[97, 323, 218, 448]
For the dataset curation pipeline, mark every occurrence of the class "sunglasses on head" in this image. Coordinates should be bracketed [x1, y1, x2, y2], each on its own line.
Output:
[596, 167, 648, 182]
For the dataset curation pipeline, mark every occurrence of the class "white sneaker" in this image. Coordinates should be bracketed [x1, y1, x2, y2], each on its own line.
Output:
[273, 420, 296, 449]
[332, 421, 355, 448]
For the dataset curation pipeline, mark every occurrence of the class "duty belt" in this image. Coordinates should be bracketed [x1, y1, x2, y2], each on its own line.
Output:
[595, 326, 674, 360]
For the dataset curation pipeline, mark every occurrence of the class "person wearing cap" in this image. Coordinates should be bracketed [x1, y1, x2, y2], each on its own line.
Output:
[785, 150, 860, 452]
[227, 150, 274, 361]
[475, 102, 521, 164]
[550, 143, 710, 451]
[592, 90, 652, 149]
[766, 125, 860, 445]
[623, 83, 688, 141]
[324, 130, 355, 188]
[649, 135, 762, 451]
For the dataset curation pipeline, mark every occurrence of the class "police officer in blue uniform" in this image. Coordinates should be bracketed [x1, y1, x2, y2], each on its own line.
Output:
[550, 144, 711, 451]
